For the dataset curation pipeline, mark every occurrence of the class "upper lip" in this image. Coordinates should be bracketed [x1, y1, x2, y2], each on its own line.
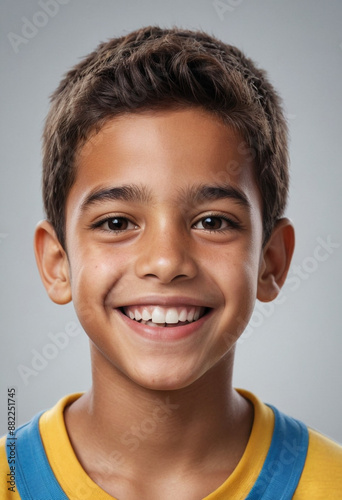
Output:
[115, 296, 214, 309]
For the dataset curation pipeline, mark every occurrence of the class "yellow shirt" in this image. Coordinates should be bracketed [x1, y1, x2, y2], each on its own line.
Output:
[1, 390, 341, 499]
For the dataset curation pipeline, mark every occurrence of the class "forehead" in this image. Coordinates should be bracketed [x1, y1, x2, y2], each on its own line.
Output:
[69, 108, 261, 211]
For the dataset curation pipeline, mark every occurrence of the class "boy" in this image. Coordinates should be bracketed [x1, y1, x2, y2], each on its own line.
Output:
[1, 26, 341, 499]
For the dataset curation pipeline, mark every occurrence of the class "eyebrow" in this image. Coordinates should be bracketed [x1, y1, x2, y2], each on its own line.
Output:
[80, 184, 152, 212]
[80, 182, 251, 212]
[180, 184, 251, 210]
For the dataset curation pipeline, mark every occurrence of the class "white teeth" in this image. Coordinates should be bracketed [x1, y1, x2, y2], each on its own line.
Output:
[187, 308, 195, 322]
[152, 306, 166, 324]
[179, 309, 188, 322]
[134, 309, 142, 321]
[165, 308, 179, 324]
[142, 308, 152, 321]
[146, 320, 159, 327]
[125, 305, 205, 325]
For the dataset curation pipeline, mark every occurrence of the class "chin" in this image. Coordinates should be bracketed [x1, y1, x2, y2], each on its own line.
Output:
[128, 362, 202, 392]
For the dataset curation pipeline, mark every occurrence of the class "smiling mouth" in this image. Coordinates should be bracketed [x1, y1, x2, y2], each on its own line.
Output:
[121, 305, 209, 328]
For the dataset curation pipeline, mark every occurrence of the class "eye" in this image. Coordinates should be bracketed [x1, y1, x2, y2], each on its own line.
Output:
[91, 216, 138, 232]
[106, 217, 132, 231]
[192, 214, 242, 232]
[196, 216, 225, 230]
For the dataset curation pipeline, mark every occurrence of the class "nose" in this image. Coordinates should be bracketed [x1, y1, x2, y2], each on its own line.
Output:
[134, 223, 198, 284]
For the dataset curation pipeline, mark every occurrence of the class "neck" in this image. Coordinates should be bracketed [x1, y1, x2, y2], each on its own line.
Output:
[64, 345, 253, 484]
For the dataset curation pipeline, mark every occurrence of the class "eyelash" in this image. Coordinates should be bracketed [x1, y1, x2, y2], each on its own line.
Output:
[89, 213, 243, 233]
[89, 216, 137, 233]
[192, 213, 243, 232]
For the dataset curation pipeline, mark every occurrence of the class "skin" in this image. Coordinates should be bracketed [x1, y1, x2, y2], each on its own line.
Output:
[35, 108, 295, 499]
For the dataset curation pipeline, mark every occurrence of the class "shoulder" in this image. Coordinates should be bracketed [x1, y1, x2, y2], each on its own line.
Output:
[294, 428, 342, 498]
[0, 435, 21, 499]
[308, 427, 342, 461]
[0, 394, 83, 500]
[238, 390, 342, 499]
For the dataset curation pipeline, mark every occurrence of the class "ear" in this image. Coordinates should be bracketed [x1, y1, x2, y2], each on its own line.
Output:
[257, 218, 295, 302]
[34, 220, 72, 304]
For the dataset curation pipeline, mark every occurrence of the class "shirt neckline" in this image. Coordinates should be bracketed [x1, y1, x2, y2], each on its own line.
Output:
[39, 389, 274, 499]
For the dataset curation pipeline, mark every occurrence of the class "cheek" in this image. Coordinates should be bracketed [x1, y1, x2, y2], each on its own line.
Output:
[69, 245, 127, 312]
[217, 240, 260, 290]
[216, 244, 261, 324]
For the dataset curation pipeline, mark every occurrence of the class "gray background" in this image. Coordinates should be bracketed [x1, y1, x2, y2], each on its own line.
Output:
[1, 0, 341, 442]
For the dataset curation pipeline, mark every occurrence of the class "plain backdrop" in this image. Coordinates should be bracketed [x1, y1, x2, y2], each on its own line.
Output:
[1, 0, 341, 443]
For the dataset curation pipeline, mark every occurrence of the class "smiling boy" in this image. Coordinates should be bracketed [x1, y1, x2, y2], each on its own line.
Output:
[1, 26, 342, 499]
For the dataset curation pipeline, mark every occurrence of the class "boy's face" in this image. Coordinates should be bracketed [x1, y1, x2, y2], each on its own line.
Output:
[60, 108, 270, 390]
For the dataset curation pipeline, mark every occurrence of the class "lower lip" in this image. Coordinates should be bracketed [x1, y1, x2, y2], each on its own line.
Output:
[117, 308, 213, 341]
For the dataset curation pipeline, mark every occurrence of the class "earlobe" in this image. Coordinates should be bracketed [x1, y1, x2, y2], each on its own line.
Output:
[34, 220, 72, 304]
[257, 218, 295, 302]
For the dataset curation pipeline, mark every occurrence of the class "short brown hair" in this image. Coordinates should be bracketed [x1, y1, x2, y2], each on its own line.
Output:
[42, 26, 289, 248]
